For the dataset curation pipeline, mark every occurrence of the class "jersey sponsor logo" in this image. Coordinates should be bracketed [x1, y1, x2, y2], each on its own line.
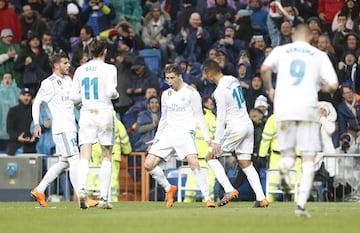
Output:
[168, 103, 186, 112]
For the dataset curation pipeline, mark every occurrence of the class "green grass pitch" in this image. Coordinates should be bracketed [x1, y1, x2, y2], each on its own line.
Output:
[0, 201, 358, 233]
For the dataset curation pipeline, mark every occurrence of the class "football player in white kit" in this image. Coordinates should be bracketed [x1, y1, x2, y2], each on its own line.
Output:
[31, 53, 97, 208]
[70, 39, 119, 209]
[202, 59, 269, 208]
[261, 24, 338, 217]
[143, 64, 216, 208]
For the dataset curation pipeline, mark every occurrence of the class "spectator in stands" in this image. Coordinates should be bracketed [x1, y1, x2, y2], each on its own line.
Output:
[0, 28, 21, 85]
[237, 61, 252, 89]
[115, 21, 145, 52]
[309, 24, 322, 48]
[111, 0, 143, 34]
[42, 32, 58, 58]
[142, 2, 174, 68]
[6, 87, 36, 155]
[244, 74, 267, 112]
[332, 0, 359, 33]
[307, 16, 322, 29]
[19, 4, 46, 44]
[47, 3, 82, 55]
[127, 56, 159, 103]
[332, 11, 354, 58]
[174, 0, 198, 33]
[248, 0, 268, 36]
[335, 31, 360, 61]
[112, 51, 136, 117]
[337, 84, 360, 136]
[337, 50, 360, 94]
[317, 34, 339, 70]
[173, 11, 212, 64]
[71, 25, 94, 69]
[296, 0, 318, 22]
[123, 86, 158, 131]
[14, 32, 51, 93]
[0, 72, 20, 152]
[81, 0, 115, 36]
[267, 1, 303, 48]
[203, 0, 237, 42]
[233, 9, 254, 44]
[14, 33, 51, 94]
[133, 96, 161, 152]
[213, 24, 247, 66]
[42, 0, 68, 22]
[318, 0, 345, 34]
[249, 34, 269, 73]
[214, 47, 237, 77]
[0, 0, 22, 44]
[254, 94, 270, 122]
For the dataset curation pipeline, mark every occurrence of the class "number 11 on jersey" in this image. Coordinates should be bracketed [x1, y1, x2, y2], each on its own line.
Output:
[82, 77, 99, 100]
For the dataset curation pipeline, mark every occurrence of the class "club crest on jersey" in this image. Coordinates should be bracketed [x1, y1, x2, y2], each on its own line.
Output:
[168, 90, 172, 96]
[57, 80, 62, 86]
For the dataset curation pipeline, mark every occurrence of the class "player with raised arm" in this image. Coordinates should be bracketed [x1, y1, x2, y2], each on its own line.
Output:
[70, 39, 119, 209]
[261, 24, 338, 217]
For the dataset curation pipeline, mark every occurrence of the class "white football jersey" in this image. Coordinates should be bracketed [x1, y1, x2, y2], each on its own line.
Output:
[263, 41, 338, 121]
[155, 84, 210, 141]
[71, 60, 118, 110]
[213, 75, 252, 143]
[32, 74, 77, 134]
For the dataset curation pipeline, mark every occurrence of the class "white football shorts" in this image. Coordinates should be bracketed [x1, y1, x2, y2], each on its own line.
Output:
[149, 129, 198, 161]
[53, 131, 79, 158]
[78, 108, 114, 146]
[277, 120, 321, 156]
[220, 121, 254, 160]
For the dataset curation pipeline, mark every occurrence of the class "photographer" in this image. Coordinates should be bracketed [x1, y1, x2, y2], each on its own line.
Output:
[80, 0, 115, 36]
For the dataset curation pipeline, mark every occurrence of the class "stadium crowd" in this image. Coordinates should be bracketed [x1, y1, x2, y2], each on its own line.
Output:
[1, 0, 360, 203]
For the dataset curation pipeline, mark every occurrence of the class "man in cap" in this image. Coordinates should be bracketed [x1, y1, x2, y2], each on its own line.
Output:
[0, 28, 21, 85]
[6, 87, 36, 155]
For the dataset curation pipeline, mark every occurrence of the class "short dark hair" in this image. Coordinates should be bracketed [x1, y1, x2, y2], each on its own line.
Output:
[50, 52, 68, 68]
[164, 63, 181, 75]
[82, 25, 94, 37]
[90, 38, 107, 58]
[202, 59, 221, 74]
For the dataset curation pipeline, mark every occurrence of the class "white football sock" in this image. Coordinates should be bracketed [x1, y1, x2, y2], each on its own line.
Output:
[99, 160, 112, 200]
[242, 164, 265, 201]
[193, 168, 210, 201]
[68, 157, 79, 196]
[149, 166, 171, 192]
[78, 158, 89, 191]
[207, 159, 234, 193]
[37, 160, 68, 193]
[297, 161, 315, 208]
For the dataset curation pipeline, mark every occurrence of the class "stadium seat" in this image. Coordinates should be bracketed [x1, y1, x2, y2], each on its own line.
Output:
[87, 166, 111, 201]
[265, 169, 298, 202]
[138, 49, 162, 75]
[177, 166, 210, 202]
